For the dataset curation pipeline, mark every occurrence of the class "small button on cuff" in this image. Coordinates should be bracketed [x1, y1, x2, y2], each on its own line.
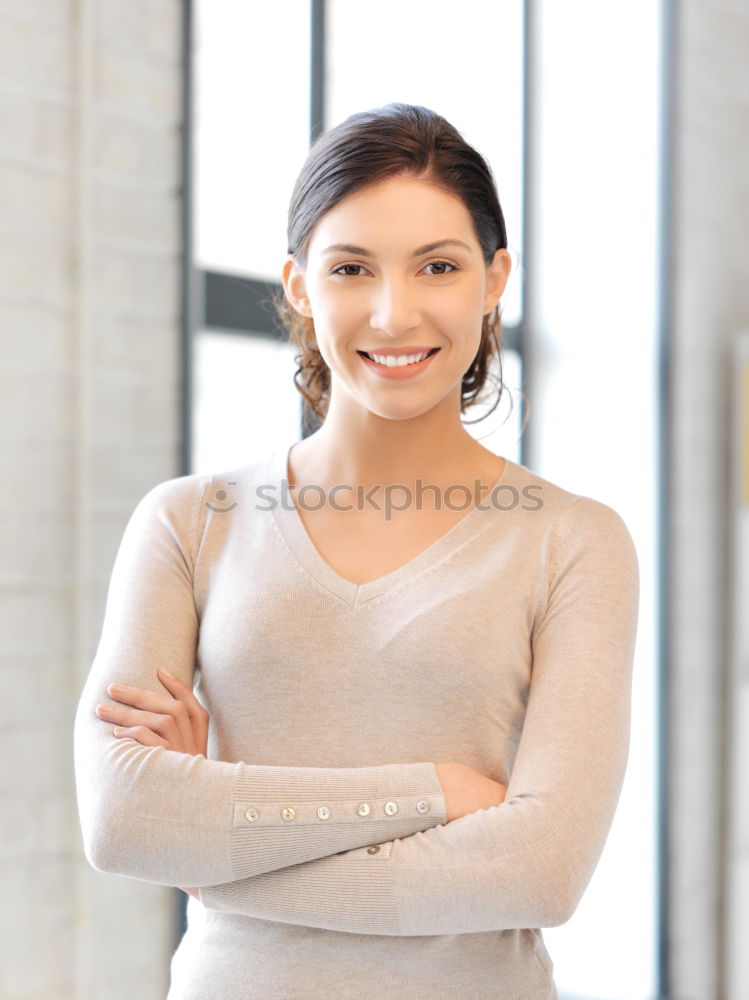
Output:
[317, 806, 331, 820]
[245, 807, 260, 823]
[357, 802, 371, 817]
[384, 800, 399, 816]
[281, 807, 296, 821]
[416, 798, 431, 814]
[367, 845, 381, 854]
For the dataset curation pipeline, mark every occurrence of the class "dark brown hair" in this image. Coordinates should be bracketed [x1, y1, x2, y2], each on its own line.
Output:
[272, 102, 511, 424]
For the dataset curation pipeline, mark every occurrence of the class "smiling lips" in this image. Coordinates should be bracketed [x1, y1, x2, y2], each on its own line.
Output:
[358, 346, 440, 364]
[357, 346, 441, 378]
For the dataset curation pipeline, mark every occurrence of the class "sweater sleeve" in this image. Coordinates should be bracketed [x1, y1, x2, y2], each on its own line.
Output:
[73, 477, 447, 888]
[199, 496, 640, 935]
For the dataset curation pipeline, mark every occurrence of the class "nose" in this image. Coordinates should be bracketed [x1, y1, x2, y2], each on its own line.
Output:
[368, 275, 422, 338]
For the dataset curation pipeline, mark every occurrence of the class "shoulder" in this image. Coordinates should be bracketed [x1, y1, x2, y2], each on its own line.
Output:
[127, 453, 281, 557]
[129, 470, 211, 525]
[131, 453, 271, 518]
[506, 459, 638, 576]
[551, 499, 639, 618]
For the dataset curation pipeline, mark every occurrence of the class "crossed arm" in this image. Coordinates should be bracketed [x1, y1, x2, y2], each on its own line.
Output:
[76, 478, 639, 937]
[74, 479, 465, 897]
[94, 671, 507, 900]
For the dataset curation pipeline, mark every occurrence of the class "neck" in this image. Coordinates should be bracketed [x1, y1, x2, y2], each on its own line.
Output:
[290, 393, 492, 489]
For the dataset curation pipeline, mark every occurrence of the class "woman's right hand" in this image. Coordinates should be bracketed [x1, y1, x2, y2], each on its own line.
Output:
[434, 763, 507, 823]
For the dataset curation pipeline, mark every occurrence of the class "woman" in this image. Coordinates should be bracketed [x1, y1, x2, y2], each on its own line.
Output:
[74, 103, 639, 1000]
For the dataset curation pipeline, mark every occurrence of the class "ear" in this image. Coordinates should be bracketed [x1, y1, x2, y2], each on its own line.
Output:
[482, 248, 512, 315]
[282, 256, 313, 318]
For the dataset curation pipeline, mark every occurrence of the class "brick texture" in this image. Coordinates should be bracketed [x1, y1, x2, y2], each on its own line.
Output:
[0, 2, 183, 997]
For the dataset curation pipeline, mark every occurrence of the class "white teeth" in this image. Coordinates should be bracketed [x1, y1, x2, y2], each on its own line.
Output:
[369, 350, 430, 367]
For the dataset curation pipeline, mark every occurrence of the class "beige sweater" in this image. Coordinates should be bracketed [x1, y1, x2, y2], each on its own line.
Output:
[73, 441, 639, 1000]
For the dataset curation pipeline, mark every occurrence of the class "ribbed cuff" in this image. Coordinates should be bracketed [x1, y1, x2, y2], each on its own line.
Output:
[226, 760, 447, 878]
[201, 848, 402, 936]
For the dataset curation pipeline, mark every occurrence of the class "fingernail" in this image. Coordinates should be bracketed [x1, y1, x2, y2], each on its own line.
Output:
[159, 669, 176, 679]
[108, 683, 126, 693]
[113, 727, 125, 736]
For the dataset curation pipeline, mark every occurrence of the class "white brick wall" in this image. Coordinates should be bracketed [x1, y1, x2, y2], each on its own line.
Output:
[0, 2, 183, 997]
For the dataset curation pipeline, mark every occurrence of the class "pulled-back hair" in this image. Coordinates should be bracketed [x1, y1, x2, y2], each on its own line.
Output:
[272, 102, 510, 424]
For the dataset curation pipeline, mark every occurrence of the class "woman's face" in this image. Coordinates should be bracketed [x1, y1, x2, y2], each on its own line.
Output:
[283, 173, 511, 424]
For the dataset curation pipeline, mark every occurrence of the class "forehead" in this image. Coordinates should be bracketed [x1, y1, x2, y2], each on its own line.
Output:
[307, 175, 476, 254]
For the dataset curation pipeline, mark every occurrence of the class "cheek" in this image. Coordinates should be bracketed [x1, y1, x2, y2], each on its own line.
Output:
[438, 279, 484, 324]
[309, 289, 357, 334]
[311, 313, 357, 373]
[441, 298, 484, 348]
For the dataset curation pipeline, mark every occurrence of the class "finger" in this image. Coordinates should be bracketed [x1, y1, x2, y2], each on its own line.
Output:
[113, 725, 169, 748]
[157, 670, 209, 751]
[106, 683, 194, 752]
[97, 703, 185, 751]
[155, 672, 206, 754]
[157, 670, 208, 726]
[106, 684, 177, 717]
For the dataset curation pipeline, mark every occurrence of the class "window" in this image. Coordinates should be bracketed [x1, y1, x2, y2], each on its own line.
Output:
[190, 0, 525, 473]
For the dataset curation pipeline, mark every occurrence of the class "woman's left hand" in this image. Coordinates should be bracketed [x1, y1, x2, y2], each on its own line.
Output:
[95, 668, 209, 756]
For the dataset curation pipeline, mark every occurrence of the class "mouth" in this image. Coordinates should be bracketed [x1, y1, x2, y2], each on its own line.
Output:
[357, 347, 440, 369]
[356, 346, 442, 380]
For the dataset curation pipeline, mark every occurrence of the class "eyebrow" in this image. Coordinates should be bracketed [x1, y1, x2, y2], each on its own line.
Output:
[321, 239, 473, 257]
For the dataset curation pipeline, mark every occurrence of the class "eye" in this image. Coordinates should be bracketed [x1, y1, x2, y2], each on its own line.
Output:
[331, 263, 368, 277]
[423, 259, 459, 276]
[331, 260, 459, 278]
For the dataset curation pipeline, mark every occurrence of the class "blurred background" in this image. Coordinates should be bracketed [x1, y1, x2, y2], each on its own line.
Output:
[1, 0, 747, 997]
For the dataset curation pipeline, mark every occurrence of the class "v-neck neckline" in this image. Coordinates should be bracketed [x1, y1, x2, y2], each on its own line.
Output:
[265, 441, 516, 608]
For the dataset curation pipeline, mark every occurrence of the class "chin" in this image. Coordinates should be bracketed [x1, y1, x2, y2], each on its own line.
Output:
[361, 397, 449, 423]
